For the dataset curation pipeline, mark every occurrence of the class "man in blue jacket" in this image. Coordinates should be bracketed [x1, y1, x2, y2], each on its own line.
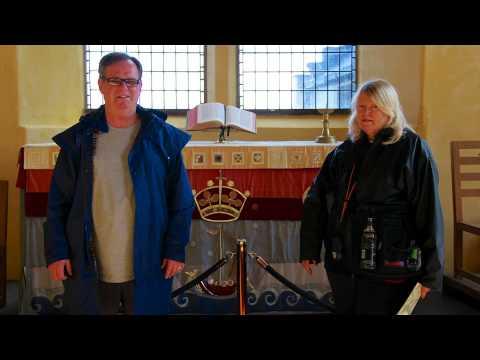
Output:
[45, 52, 194, 315]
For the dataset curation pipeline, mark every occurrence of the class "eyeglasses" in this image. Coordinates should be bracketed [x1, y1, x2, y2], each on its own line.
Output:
[101, 76, 141, 88]
[356, 105, 381, 114]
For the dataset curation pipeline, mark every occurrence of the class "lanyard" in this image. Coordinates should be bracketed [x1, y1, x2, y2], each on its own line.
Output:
[339, 164, 357, 223]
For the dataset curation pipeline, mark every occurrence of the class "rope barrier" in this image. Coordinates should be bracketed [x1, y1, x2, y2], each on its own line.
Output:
[251, 254, 336, 313]
[171, 246, 335, 314]
[171, 255, 231, 298]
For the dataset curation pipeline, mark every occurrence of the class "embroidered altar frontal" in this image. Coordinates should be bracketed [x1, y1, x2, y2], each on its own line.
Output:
[19, 141, 334, 218]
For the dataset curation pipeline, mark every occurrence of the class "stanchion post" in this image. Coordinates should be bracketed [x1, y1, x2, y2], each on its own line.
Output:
[236, 239, 247, 315]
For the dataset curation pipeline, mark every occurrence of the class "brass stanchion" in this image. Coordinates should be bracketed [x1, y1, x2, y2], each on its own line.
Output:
[236, 239, 247, 315]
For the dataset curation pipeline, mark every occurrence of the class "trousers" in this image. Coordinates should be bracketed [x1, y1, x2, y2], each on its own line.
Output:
[97, 280, 135, 315]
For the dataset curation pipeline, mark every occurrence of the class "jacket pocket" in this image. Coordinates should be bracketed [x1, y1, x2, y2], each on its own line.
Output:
[378, 214, 418, 275]
[380, 215, 409, 258]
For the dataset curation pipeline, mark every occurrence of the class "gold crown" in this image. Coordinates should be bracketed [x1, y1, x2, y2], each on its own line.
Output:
[192, 176, 250, 223]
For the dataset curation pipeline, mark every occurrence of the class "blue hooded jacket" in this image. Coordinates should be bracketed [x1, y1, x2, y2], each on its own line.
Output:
[45, 105, 194, 314]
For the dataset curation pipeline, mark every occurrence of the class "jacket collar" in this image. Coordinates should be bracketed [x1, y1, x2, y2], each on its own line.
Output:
[81, 105, 168, 135]
[54, 105, 189, 155]
[358, 127, 395, 145]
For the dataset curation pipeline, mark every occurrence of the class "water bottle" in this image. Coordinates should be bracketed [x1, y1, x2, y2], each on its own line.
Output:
[360, 217, 377, 270]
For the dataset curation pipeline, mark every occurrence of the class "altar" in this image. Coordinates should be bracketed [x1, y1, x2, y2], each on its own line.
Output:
[16, 140, 337, 314]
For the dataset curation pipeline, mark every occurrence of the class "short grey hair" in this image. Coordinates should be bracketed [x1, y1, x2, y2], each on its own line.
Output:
[347, 79, 414, 145]
[98, 52, 142, 79]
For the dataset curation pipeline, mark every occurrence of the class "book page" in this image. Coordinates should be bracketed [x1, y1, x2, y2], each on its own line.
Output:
[225, 106, 256, 134]
[186, 103, 225, 131]
[197, 103, 225, 124]
[186, 106, 198, 130]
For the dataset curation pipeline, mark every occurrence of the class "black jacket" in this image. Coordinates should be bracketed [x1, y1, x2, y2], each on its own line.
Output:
[300, 128, 444, 290]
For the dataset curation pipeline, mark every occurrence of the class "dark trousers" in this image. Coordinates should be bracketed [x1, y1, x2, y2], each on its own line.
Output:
[97, 280, 135, 315]
[327, 272, 416, 315]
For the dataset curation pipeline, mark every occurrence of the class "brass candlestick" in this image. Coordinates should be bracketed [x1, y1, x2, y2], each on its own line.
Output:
[315, 111, 336, 143]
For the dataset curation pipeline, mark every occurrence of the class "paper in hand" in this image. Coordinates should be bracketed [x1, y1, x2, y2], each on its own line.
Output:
[397, 282, 422, 315]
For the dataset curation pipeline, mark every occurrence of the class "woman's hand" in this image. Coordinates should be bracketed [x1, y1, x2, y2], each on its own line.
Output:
[420, 285, 431, 299]
[301, 260, 317, 275]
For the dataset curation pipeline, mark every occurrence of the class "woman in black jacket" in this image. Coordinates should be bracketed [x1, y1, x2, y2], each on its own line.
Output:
[300, 79, 444, 315]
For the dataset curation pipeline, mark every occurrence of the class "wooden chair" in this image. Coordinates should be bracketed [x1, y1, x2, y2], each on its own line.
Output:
[450, 141, 480, 292]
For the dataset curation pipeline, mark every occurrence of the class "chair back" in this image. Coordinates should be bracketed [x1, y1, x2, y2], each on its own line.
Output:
[450, 141, 480, 224]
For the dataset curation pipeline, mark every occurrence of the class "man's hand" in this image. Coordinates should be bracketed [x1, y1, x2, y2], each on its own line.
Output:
[162, 258, 185, 279]
[47, 259, 72, 281]
[420, 285, 431, 299]
[301, 260, 317, 275]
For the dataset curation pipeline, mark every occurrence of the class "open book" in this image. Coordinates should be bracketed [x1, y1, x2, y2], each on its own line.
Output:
[186, 103, 256, 134]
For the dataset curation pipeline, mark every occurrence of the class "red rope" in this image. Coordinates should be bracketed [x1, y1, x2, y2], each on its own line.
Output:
[340, 164, 357, 223]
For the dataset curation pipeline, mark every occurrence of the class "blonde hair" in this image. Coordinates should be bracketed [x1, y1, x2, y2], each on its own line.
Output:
[347, 79, 414, 145]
